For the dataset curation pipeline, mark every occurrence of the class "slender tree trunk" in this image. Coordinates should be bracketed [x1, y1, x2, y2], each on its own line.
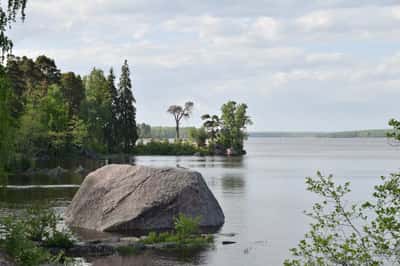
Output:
[175, 120, 180, 140]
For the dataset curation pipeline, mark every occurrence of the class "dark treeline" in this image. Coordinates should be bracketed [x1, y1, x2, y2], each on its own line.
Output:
[2, 55, 138, 173]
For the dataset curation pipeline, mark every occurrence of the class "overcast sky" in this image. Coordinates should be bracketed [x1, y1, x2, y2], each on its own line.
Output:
[8, 0, 400, 131]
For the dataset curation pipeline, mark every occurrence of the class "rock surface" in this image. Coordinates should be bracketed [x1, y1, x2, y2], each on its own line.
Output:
[65, 164, 224, 232]
[0, 251, 15, 266]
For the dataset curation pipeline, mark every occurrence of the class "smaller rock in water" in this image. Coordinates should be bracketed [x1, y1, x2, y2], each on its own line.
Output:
[222, 241, 236, 245]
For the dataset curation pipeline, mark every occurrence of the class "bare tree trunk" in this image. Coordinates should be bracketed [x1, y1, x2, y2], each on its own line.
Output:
[175, 120, 180, 140]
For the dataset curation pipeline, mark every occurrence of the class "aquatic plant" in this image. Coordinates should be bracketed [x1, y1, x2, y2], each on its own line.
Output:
[141, 214, 213, 249]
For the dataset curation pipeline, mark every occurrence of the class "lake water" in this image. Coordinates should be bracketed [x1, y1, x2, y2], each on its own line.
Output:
[2, 137, 400, 265]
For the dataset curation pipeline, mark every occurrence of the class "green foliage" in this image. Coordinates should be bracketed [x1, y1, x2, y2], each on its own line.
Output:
[43, 231, 75, 249]
[61, 72, 84, 116]
[134, 140, 205, 155]
[174, 213, 201, 240]
[0, 68, 14, 181]
[284, 172, 400, 266]
[202, 114, 220, 143]
[116, 60, 138, 152]
[141, 214, 212, 249]
[0, 207, 75, 266]
[0, 219, 51, 266]
[81, 68, 112, 153]
[388, 119, 400, 143]
[5, 55, 143, 163]
[105, 68, 119, 152]
[25, 206, 58, 241]
[35, 55, 61, 86]
[218, 101, 252, 154]
[189, 127, 207, 147]
[16, 84, 71, 155]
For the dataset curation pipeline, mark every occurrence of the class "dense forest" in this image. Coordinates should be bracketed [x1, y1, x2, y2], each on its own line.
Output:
[1, 55, 138, 173]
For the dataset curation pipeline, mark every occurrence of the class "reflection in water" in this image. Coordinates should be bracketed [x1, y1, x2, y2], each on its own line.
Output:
[0, 187, 78, 205]
[221, 174, 246, 191]
[91, 249, 208, 266]
[7, 172, 83, 186]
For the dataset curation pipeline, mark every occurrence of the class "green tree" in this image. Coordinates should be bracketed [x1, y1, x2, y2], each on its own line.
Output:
[218, 101, 252, 154]
[6, 55, 42, 118]
[81, 68, 112, 152]
[0, 0, 29, 177]
[105, 68, 119, 152]
[387, 118, 400, 143]
[189, 127, 207, 147]
[35, 55, 61, 86]
[201, 114, 220, 143]
[167, 101, 194, 140]
[39, 85, 70, 152]
[16, 94, 47, 157]
[0, 68, 14, 181]
[17, 85, 70, 156]
[60, 72, 84, 116]
[117, 60, 138, 152]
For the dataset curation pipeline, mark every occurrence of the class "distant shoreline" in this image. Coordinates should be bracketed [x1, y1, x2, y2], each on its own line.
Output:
[248, 129, 392, 138]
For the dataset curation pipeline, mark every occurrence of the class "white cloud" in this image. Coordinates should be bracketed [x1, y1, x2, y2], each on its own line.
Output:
[296, 11, 332, 31]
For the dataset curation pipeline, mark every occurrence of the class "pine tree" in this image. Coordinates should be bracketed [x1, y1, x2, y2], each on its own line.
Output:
[117, 60, 138, 152]
[106, 68, 119, 152]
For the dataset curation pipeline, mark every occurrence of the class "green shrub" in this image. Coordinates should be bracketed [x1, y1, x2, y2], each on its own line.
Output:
[25, 206, 58, 242]
[134, 140, 208, 156]
[140, 214, 212, 250]
[174, 214, 200, 240]
[0, 207, 75, 266]
[0, 217, 51, 266]
[141, 231, 159, 244]
[43, 230, 75, 249]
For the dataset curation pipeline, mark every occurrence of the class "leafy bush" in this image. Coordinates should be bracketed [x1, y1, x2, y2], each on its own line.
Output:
[285, 172, 400, 266]
[174, 214, 200, 240]
[1, 217, 51, 266]
[43, 230, 75, 249]
[0, 207, 75, 266]
[134, 140, 205, 155]
[140, 214, 212, 249]
[25, 206, 58, 242]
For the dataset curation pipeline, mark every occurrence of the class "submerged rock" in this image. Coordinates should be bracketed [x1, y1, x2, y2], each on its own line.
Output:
[65, 164, 224, 232]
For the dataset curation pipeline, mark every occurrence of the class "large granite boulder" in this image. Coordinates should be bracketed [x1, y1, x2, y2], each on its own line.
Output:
[65, 164, 224, 232]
